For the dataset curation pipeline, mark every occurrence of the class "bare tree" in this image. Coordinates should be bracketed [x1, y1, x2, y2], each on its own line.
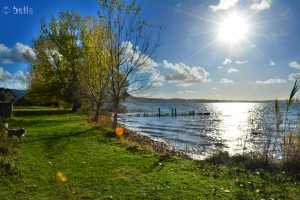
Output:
[98, 0, 161, 128]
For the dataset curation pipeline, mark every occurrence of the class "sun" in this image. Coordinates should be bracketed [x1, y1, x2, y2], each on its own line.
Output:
[218, 13, 248, 44]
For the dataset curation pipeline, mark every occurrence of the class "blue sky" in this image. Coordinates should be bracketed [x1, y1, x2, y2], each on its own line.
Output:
[1, 0, 300, 100]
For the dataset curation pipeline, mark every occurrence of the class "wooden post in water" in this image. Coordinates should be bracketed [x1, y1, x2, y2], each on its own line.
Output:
[158, 108, 161, 117]
[192, 111, 195, 116]
[171, 108, 174, 116]
[175, 109, 177, 117]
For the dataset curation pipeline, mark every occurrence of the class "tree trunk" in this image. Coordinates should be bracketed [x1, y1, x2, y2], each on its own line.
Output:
[112, 96, 120, 129]
[112, 109, 118, 129]
[72, 100, 81, 112]
[94, 103, 101, 124]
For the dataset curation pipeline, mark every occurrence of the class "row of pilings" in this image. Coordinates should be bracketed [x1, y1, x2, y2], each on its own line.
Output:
[157, 108, 209, 117]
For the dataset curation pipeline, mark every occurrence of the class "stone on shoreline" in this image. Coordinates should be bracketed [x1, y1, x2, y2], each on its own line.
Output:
[122, 127, 191, 160]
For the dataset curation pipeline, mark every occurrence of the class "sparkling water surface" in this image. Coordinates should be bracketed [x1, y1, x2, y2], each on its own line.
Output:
[119, 102, 300, 159]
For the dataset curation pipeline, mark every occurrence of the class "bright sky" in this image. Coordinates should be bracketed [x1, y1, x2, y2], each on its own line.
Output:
[1, 0, 300, 100]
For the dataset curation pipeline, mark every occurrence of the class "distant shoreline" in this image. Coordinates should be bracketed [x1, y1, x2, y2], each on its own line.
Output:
[128, 96, 275, 104]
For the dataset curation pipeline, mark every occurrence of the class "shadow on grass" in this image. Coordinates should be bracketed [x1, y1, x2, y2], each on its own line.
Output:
[10, 120, 68, 130]
[15, 127, 100, 159]
[14, 109, 72, 117]
[104, 130, 118, 138]
[147, 154, 177, 172]
[20, 127, 98, 144]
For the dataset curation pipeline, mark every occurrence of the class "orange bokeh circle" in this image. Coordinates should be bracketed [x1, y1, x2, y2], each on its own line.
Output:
[115, 127, 124, 136]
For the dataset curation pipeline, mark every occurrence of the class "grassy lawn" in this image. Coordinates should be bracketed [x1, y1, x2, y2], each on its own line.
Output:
[0, 107, 299, 199]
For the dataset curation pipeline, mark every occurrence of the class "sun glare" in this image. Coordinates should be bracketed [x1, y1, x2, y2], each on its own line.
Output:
[218, 13, 248, 44]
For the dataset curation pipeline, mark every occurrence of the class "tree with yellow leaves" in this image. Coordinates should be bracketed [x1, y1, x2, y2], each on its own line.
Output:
[27, 11, 83, 111]
[80, 17, 111, 122]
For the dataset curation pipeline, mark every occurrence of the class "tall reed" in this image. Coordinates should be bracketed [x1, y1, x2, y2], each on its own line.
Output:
[274, 80, 300, 164]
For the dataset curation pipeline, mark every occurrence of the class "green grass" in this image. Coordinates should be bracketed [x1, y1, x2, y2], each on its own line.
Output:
[0, 107, 299, 199]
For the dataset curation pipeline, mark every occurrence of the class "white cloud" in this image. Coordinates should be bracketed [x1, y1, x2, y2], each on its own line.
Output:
[256, 77, 286, 84]
[45, 49, 63, 65]
[121, 41, 162, 88]
[150, 69, 164, 82]
[289, 73, 300, 80]
[210, 0, 239, 12]
[228, 68, 238, 73]
[269, 60, 275, 66]
[15, 43, 35, 58]
[289, 61, 300, 69]
[223, 58, 232, 65]
[177, 83, 193, 87]
[121, 41, 159, 71]
[163, 60, 210, 84]
[236, 60, 248, 64]
[220, 78, 234, 84]
[152, 82, 163, 87]
[250, 0, 271, 11]
[0, 44, 10, 53]
[0, 43, 35, 64]
[0, 67, 12, 80]
[0, 67, 28, 89]
[178, 90, 196, 94]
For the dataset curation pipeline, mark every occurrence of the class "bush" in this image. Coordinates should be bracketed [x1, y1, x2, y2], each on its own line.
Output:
[0, 132, 12, 155]
[206, 151, 274, 172]
[206, 151, 230, 165]
[0, 132, 15, 175]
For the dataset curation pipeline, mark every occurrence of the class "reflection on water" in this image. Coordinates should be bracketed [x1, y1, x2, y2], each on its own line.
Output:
[119, 102, 296, 159]
[213, 103, 253, 155]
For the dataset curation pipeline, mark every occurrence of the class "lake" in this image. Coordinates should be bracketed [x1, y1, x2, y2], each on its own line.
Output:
[119, 101, 300, 159]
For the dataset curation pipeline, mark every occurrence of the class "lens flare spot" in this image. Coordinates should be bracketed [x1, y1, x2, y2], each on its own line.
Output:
[115, 127, 124, 136]
[56, 172, 67, 182]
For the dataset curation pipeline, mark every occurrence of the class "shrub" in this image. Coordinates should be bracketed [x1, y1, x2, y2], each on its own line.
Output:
[0, 132, 12, 155]
[206, 151, 230, 165]
[0, 131, 15, 175]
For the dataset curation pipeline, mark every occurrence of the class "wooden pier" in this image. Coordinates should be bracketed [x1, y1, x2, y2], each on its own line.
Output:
[128, 108, 210, 118]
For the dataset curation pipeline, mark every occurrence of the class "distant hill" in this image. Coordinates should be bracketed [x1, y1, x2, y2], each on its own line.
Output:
[127, 96, 274, 103]
[10, 89, 27, 98]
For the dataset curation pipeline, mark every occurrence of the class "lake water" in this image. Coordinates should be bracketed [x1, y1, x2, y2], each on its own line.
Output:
[118, 102, 300, 159]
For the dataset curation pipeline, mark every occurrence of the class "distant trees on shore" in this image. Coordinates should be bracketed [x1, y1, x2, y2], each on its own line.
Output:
[25, 0, 160, 128]
[0, 88, 15, 103]
[0, 88, 30, 106]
